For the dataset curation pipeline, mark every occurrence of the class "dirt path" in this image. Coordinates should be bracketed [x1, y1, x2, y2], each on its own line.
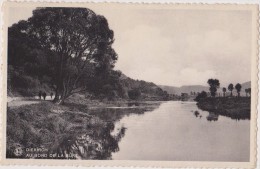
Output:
[7, 96, 53, 108]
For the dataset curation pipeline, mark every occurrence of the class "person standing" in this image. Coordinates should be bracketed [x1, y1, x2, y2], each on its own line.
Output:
[43, 92, 47, 100]
[38, 91, 42, 100]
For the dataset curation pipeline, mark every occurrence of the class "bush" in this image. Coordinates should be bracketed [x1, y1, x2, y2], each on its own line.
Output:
[195, 91, 207, 101]
[8, 69, 52, 96]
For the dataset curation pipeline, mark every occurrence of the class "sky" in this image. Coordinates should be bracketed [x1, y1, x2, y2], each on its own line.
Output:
[8, 5, 252, 87]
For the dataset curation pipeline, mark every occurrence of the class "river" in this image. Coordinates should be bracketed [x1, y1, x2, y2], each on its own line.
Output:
[109, 101, 250, 161]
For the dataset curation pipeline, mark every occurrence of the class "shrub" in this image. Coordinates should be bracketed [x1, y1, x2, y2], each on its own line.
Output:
[195, 91, 207, 101]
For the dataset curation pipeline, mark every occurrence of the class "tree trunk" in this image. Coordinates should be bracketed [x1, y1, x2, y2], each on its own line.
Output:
[53, 86, 69, 105]
[55, 98, 65, 105]
[53, 53, 65, 104]
[53, 87, 60, 102]
[53, 94, 65, 105]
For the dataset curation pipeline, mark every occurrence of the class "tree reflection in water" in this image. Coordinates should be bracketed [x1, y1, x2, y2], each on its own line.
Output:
[47, 103, 160, 160]
[48, 124, 126, 159]
[206, 112, 219, 121]
[192, 109, 249, 121]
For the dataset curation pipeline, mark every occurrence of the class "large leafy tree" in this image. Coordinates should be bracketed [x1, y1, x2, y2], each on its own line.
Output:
[9, 7, 117, 104]
[207, 79, 220, 97]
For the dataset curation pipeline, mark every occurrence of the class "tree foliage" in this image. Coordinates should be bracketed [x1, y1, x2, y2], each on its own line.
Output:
[207, 79, 220, 97]
[9, 7, 117, 104]
[194, 91, 207, 101]
[128, 89, 142, 100]
[235, 83, 242, 97]
[228, 83, 234, 96]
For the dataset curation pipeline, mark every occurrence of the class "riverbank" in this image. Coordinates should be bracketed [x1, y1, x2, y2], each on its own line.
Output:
[7, 101, 128, 159]
[6, 97, 161, 159]
[196, 97, 250, 120]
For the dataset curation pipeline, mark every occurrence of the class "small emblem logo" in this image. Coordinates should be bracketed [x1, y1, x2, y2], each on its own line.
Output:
[13, 144, 23, 157]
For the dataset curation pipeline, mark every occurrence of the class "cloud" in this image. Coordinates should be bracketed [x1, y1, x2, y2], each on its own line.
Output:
[114, 25, 173, 82]
[114, 23, 251, 86]
[177, 68, 217, 86]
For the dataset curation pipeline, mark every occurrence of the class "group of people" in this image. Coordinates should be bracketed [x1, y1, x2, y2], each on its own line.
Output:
[38, 91, 54, 100]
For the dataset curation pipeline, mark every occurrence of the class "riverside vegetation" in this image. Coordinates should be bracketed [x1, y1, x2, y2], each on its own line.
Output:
[196, 97, 250, 120]
[195, 79, 251, 120]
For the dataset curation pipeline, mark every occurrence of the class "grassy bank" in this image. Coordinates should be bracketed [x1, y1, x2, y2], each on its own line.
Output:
[7, 98, 161, 159]
[6, 102, 127, 159]
[196, 97, 250, 120]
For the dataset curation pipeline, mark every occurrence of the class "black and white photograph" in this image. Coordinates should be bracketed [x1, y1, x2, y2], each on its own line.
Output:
[1, 2, 258, 168]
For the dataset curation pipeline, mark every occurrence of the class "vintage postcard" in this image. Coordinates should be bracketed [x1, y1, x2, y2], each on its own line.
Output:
[0, 1, 259, 168]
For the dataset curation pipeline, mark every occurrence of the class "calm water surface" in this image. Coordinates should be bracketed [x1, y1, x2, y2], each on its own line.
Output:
[111, 101, 250, 161]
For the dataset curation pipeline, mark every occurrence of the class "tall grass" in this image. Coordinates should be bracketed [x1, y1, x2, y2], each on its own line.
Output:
[6, 102, 125, 159]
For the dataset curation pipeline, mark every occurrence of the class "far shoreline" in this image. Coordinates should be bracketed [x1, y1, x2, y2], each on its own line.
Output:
[196, 97, 251, 120]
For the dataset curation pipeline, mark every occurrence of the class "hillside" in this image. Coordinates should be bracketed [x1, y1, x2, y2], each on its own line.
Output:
[241, 81, 251, 90]
[119, 74, 169, 100]
[8, 68, 169, 101]
[159, 85, 208, 95]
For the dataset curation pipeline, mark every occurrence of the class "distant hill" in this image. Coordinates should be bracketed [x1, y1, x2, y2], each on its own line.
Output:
[240, 81, 251, 96]
[241, 81, 251, 90]
[159, 81, 251, 96]
[157, 85, 180, 95]
[159, 85, 208, 95]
